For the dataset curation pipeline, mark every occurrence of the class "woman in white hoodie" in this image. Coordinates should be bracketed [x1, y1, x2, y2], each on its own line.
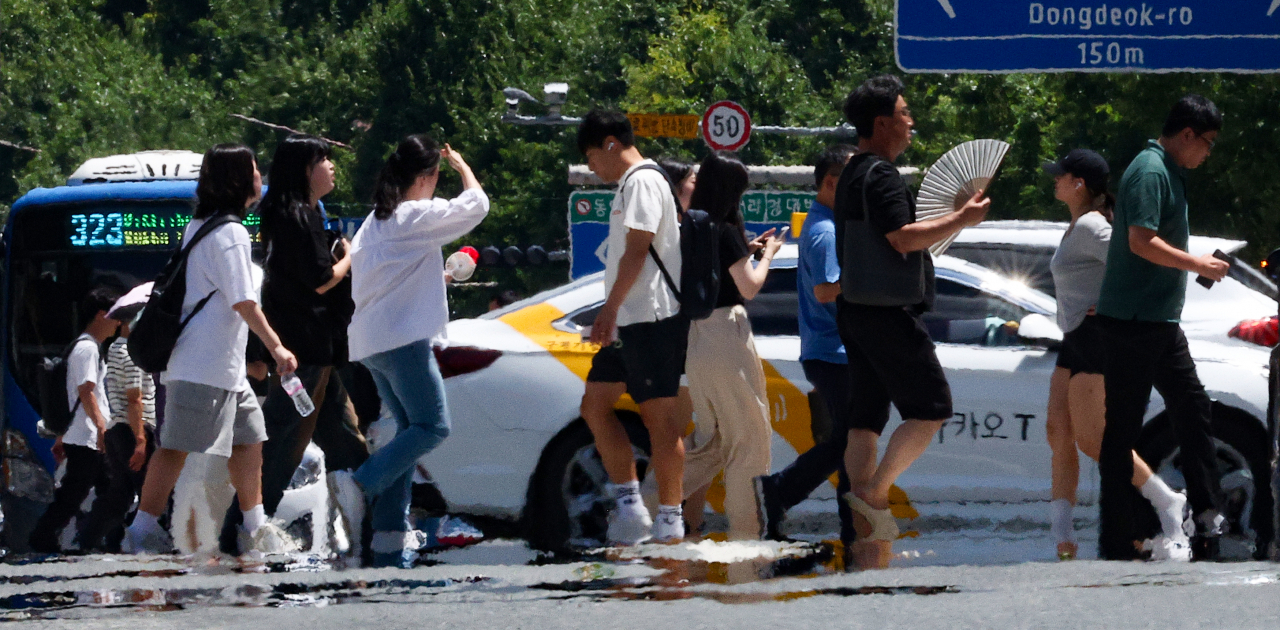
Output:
[328, 134, 488, 568]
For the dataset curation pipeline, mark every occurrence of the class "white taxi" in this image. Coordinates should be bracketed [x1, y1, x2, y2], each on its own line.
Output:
[422, 221, 1276, 557]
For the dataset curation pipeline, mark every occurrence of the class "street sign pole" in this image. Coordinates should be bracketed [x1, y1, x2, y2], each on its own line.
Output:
[897, 0, 1280, 73]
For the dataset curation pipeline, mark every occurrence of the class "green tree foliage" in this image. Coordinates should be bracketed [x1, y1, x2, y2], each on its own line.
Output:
[4, 0, 1280, 316]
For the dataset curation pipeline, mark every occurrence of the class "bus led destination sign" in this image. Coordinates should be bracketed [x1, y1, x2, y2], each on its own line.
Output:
[67, 208, 260, 249]
[896, 0, 1280, 73]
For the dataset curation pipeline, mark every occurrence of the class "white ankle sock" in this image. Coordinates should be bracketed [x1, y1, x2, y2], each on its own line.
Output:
[1140, 476, 1186, 537]
[242, 505, 267, 534]
[1139, 476, 1178, 510]
[657, 504, 682, 518]
[1050, 499, 1075, 543]
[608, 481, 641, 501]
[133, 510, 161, 534]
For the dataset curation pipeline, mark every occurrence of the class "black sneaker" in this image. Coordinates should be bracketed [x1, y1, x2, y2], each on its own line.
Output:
[754, 475, 787, 541]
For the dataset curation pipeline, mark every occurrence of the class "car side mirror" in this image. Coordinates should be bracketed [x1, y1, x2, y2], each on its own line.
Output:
[1018, 313, 1063, 346]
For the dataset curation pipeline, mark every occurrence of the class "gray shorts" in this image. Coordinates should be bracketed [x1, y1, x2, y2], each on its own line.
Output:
[160, 380, 267, 457]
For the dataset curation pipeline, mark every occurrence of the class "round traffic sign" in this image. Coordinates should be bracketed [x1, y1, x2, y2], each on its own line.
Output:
[701, 101, 752, 151]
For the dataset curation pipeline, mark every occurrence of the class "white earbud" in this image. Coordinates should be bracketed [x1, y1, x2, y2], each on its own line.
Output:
[608, 142, 616, 150]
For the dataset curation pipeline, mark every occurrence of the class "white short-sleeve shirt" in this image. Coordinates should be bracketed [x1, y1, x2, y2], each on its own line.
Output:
[162, 218, 257, 392]
[605, 161, 682, 327]
[62, 334, 111, 450]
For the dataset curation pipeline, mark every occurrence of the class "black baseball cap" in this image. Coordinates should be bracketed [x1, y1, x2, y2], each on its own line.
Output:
[1043, 149, 1109, 195]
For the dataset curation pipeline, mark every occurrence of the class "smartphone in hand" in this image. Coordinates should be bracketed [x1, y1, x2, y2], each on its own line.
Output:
[1195, 249, 1232, 289]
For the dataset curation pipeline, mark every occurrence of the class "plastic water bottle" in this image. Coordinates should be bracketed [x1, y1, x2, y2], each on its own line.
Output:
[280, 372, 315, 416]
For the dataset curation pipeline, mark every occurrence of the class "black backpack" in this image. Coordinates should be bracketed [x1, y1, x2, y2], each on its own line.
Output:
[625, 164, 721, 321]
[128, 214, 241, 373]
[35, 337, 91, 436]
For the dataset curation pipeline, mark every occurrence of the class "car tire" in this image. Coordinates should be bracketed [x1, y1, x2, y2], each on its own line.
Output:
[522, 415, 652, 552]
[1136, 401, 1275, 559]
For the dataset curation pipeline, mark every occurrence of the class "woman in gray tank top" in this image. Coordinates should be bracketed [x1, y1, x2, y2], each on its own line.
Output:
[1043, 150, 1190, 561]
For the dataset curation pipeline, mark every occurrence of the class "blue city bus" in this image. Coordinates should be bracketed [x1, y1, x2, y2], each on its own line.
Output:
[0, 180, 241, 548]
[0, 161, 365, 550]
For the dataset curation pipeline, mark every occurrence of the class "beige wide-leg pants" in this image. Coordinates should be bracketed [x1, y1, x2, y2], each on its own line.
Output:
[682, 304, 772, 539]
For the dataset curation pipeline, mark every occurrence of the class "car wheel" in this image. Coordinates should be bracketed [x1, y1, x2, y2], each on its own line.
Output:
[522, 415, 652, 552]
[1136, 402, 1274, 559]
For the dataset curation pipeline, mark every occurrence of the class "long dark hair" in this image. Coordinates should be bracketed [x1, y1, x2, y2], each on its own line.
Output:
[193, 144, 258, 220]
[656, 157, 693, 187]
[371, 134, 442, 220]
[259, 134, 331, 242]
[688, 150, 749, 239]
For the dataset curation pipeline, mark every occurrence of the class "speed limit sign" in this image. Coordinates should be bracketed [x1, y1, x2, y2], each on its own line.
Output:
[701, 101, 752, 151]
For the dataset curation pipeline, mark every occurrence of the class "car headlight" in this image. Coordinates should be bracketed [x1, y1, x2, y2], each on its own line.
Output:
[2, 429, 54, 503]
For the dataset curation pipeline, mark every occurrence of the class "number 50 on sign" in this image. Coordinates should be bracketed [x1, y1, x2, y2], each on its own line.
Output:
[702, 101, 752, 151]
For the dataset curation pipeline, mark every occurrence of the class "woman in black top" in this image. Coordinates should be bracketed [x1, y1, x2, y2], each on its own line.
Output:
[680, 151, 786, 539]
[254, 134, 367, 523]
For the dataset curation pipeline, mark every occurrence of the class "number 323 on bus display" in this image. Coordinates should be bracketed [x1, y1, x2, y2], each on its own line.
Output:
[68, 211, 195, 248]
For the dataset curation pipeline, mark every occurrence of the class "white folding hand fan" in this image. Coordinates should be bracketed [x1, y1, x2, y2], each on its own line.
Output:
[916, 139, 1011, 256]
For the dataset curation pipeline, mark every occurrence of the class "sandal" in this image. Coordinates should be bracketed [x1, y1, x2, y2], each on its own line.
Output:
[843, 493, 899, 542]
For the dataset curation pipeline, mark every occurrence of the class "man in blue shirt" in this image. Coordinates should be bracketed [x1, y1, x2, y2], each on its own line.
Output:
[755, 145, 856, 542]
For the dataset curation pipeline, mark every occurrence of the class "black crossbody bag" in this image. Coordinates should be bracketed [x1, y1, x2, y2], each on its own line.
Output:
[838, 157, 926, 307]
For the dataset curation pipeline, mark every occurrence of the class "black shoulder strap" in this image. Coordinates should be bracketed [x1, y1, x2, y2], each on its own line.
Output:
[852, 155, 884, 222]
[621, 164, 683, 301]
[180, 213, 241, 258]
[173, 213, 243, 327]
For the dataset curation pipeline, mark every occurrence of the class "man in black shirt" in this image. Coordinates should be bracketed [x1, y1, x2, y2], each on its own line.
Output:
[835, 75, 990, 568]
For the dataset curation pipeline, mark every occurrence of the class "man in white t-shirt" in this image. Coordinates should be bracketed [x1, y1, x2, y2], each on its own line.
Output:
[29, 287, 120, 554]
[123, 145, 299, 556]
[577, 110, 689, 544]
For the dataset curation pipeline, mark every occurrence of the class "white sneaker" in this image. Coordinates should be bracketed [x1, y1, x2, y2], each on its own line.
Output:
[1144, 535, 1192, 562]
[651, 511, 684, 542]
[240, 521, 301, 557]
[606, 495, 652, 546]
[328, 470, 366, 557]
[123, 522, 174, 555]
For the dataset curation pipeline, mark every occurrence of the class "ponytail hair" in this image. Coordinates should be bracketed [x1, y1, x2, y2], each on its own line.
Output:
[1087, 183, 1116, 223]
[372, 134, 441, 220]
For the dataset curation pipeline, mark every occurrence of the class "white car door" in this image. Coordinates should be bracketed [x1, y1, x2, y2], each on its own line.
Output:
[892, 271, 1065, 503]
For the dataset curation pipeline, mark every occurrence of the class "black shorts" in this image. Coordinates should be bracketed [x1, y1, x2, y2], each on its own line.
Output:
[1056, 315, 1106, 376]
[837, 302, 953, 434]
[586, 315, 689, 404]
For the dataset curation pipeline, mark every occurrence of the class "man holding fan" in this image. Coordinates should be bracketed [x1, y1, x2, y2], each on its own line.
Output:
[834, 75, 990, 567]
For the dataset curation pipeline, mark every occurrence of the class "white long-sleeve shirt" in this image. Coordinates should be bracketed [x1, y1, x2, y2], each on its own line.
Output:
[348, 188, 490, 361]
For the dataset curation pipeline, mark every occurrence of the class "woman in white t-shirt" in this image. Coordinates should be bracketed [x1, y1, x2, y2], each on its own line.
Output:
[1043, 149, 1189, 561]
[125, 144, 299, 556]
[328, 135, 488, 568]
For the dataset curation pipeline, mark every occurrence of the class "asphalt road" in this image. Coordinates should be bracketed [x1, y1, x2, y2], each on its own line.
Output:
[3, 521, 1278, 630]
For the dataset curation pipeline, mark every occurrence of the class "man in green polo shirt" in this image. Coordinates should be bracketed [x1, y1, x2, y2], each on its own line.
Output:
[1095, 94, 1229, 561]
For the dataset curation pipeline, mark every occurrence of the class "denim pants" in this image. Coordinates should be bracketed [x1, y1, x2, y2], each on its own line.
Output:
[355, 338, 452, 535]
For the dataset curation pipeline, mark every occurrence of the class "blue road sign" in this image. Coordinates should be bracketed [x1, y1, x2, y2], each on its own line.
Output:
[896, 0, 1280, 73]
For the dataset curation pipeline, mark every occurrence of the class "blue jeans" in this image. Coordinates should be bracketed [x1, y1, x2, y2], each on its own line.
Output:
[354, 339, 452, 535]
